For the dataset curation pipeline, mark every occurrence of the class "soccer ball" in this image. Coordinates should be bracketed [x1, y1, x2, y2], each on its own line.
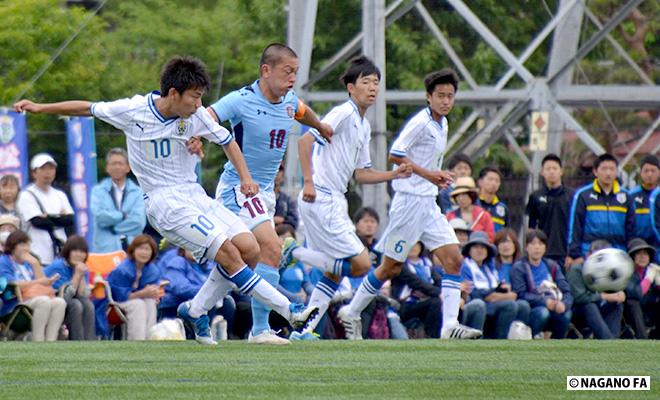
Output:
[582, 248, 634, 292]
[148, 318, 186, 341]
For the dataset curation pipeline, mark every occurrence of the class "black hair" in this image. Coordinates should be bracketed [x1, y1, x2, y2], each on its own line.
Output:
[260, 43, 298, 67]
[640, 154, 659, 169]
[353, 206, 380, 224]
[61, 235, 89, 263]
[424, 68, 459, 93]
[160, 56, 210, 97]
[447, 153, 472, 171]
[593, 153, 618, 170]
[4, 230, 30, 255]
[340, 56, 381, 87]
[541, 153, 562, 168]
[478, 165, 502, 180]
[525, 229, 548, 246]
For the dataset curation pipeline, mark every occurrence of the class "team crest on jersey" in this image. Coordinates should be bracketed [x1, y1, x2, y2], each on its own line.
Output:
[286, 105, 295, 119]
[176, 119, 190, 136]
[496, 205, 505, 216]
[616, 192, 627, 204]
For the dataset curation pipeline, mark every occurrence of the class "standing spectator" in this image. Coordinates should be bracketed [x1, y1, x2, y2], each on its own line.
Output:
[44, 236, 96, 340]
[446, 177, 495, 242]
[477, 166, 509, 232]
[0, 230, 66, 341]
[0, 174, 22, 219]
[437, 153, 472, 214]
[0, 214, 20, 252]
[493, 228, 521, 284]
[651, 187, 660, 259]
[17, 153, 74, 265]
[511, 230, 573, 339]
[626, 238, 659, 339]
[90, 148, 146, 253]
[630, 155, 659, 246]
[107, 234, 161, 340]
[566, 240, 624, 339]
[526, 154, 575, 268]
[273, 165, 299, 229]
[567, 153, 635, 266]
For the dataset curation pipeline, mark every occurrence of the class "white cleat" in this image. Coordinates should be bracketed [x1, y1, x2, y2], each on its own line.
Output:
[441, 323, 482, 339]
[248, 330, 291, 345]
[288, 304, 320, 331]
[337, 305, 363, 340]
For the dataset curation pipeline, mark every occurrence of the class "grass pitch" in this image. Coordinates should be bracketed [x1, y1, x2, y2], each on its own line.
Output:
[1, 340, 658, 399]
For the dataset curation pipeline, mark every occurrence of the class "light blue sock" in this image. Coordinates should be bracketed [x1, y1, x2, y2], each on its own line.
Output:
[251, 263, 279, 335]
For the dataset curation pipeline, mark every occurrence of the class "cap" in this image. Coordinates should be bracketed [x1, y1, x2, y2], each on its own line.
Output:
[30, 153, 57, 170]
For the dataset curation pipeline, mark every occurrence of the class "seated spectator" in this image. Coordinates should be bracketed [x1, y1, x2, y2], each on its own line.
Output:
[626, 238, 660, 339]
[90, 148, 146, 252]
[477, 166, 509, 232]
[274, 165, 299, 229]
[107, 234, 161, 340]
[460, 232, 527, 339]
[17, 153, 74, 265]
[437, 153, 472, 214]
[44, 236, 96, 340]
[0, 174, 22, 219]
[392, 242, 441, 338]
[0, 230, 66, 341]
[447, 177, 495, 242]
[494, 228, 521, 284]
[448, 218, 471, 249]
[511, 230, 573, 339]
[0, 214, 20, 253]
[566, 240, 623, 339]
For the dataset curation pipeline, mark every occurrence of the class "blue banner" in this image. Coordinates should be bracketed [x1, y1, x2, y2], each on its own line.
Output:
[0, 110, 28, 186]
[66, 117, 98, 243]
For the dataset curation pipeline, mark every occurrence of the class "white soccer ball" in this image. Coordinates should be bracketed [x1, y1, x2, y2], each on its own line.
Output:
[582, 248, 634, 293]
[148, 318, 186, 341]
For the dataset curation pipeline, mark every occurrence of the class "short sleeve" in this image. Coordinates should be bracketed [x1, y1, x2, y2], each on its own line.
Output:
[390, 120, 424, 158]
[90, 96, 139, 131]
[209, 90, 242, 123]
[58, 191, 74, 214]
[17, 189, 41, 221]
[307, 105, 351, 144]
[357, 126, 372, 169]
[192, 107, 233, 145]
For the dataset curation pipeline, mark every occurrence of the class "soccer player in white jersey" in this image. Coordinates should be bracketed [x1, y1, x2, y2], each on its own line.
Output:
[337, 68, 482, 339]
[187, 43, 333, 345]
[14, 56, 317, 345]
[283, 56, 412, 340]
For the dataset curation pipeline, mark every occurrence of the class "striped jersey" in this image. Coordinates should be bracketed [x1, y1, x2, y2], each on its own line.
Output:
[390, 107, 448, 197]
[310, 100, 372, 194]
[91, 91, 233, 194]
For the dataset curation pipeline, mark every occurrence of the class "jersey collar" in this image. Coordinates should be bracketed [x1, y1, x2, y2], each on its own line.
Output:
[426, 107, 445, 126]
[593, 178, 620, 194]
[148, 91, 178, 124]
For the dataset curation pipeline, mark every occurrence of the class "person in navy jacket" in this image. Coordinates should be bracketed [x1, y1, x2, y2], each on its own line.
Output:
[630, 155, 659, 246]
[107, 234, 161, 340]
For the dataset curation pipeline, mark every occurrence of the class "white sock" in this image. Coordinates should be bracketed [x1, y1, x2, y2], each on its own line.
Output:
[303, 276, 339, 333]
[292, 247, 349, 276]
[347, 271, 383, 318]
[189, 265, 235, 318]
[441, 285, 462, 329]
[249, 279, 292, 321]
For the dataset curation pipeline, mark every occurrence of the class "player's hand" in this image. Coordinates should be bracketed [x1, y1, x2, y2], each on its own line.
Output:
[317, 123, 333, 143]
[393, 162, 413, 179]
[186, 136, 205, 159]
[426, 170, 454, 188]
[302, 181, 316, 203]
[13, 99, 42, 113]
[240, 181, 259, 198]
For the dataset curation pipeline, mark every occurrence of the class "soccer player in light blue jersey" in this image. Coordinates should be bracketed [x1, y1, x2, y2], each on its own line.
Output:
[199, 43, 333, 344]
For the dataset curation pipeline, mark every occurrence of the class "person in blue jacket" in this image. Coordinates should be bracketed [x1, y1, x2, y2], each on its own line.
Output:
[651, 187, 660, 262]
[90, 148, 146, 253]
[44, 235, 96, 340]
[567, 153, 635, 267]
[107, 234, 161, 340]
[630, 155, 659, 246]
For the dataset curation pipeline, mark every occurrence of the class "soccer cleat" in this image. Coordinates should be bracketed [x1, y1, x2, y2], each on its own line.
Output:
[288, 303, 320, 331]
[289, 331, 320, 341]
[337, 305, 363, 340]
[278, 237, 298, 270]
[440, 323, 482, 339]
[177, 301, 217, 345]
[248, 330, 291, 345]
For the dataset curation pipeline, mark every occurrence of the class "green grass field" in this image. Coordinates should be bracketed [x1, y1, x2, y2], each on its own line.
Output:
[1, 340, 658, 399]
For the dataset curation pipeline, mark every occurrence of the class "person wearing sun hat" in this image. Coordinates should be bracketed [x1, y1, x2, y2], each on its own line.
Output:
[447, 177, 495, 242]
[625, 238, 660, 339]
[0, 213, 20, 252]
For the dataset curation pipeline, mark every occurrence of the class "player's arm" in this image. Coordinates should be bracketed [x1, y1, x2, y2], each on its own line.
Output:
[354, 164, 412, 184]
[298, 132, 317, 203]
[14, 100, 92, 116]
[295, 100, 333, 142]
[389, 154, 453, 188]
[222, 140, 258, 197]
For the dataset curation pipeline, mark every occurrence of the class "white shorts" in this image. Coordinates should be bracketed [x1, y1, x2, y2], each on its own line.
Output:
[298, 188, 364, 259]
[216, 182, 276, 230]
[375, 192, 458, 262]
[144, 184, 250, 263]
